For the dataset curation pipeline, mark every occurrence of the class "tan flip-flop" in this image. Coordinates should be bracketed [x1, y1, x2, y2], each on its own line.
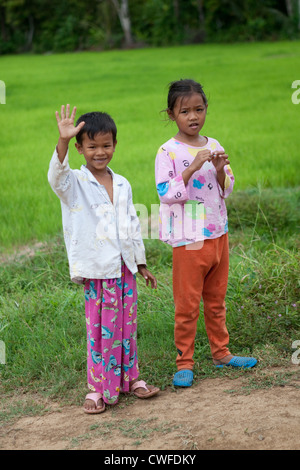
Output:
[83, 392, 106, 414]
[130, 380, 160, 399]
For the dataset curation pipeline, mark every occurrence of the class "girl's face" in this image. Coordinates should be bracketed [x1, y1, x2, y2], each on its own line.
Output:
[168, 92, 207, 142]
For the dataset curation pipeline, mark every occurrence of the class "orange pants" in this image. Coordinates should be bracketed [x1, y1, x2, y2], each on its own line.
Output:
[172, 233, 230, 370]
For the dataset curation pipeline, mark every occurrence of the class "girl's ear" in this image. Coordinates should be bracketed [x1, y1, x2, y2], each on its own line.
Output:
[167, 109, 175, 121]
[75, 142, 83, 154]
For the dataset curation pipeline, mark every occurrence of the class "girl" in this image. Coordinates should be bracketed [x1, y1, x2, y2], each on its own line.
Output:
[155, 79, 257, 387]
[48, 105, 159, 413]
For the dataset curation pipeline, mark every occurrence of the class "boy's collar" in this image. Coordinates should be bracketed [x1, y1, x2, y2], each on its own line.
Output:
[81, 164, 115, 181]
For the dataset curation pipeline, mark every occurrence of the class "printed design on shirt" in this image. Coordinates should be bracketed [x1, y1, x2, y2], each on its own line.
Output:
[157, 182, 169, 196]
[95, 204, 117, 241]
[203, 223, 216, 237]
[224, 174, 231, 190]
[70, 204, 83, 213]
[187, 147, 206, 158]
[193, 175, 206, 189]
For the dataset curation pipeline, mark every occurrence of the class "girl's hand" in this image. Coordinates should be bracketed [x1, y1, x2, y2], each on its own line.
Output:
[182, 149, 212, 185]
[211, 151, 230, 172]
[55, 104, 85, 141]
[138, 265, 157, 289]
[190, 149, 212, 172]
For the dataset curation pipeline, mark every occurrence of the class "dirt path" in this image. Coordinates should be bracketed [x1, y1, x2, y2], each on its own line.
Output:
[1, 367, 299, 451]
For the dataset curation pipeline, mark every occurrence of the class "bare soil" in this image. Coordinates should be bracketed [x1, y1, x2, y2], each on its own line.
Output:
[1, 367, 299, 451]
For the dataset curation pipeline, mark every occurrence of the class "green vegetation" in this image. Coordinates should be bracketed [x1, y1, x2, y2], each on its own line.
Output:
[1, 41, 300, 251]
[1, 0, 298, 54]
[0, 186, 299, 405]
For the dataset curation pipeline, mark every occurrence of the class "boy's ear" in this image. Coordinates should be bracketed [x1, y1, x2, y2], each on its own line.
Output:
[75, 142, 83, 154]
[113, 140, 117, 151]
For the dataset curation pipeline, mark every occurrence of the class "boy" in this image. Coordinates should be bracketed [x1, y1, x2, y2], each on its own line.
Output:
[48, 105, 159, 414]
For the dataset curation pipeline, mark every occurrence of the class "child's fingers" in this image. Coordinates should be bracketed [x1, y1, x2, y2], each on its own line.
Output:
[211, 151, 228, 159]
[65, 103, 70, 119]
[75, 121, 85, 133]
[70, 105, 77, 121]
[60, 104, 65, 120]
[55, 110, 61, 123]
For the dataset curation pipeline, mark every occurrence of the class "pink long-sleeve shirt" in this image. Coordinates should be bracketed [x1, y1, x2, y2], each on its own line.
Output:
[155, 137, 234, 247]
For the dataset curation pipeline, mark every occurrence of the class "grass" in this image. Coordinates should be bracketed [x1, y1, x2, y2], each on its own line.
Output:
[0, 187, 299, 407]
[0, 40, 300, 250]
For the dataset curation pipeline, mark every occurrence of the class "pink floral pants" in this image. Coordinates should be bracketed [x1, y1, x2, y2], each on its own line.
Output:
[84, 262, 139, 405]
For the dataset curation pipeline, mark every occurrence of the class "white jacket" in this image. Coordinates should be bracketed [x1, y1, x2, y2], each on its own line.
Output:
[48, 149, 146, 284]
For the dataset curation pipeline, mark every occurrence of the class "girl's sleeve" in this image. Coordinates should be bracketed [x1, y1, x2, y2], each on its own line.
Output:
[220, 164, 235, 199]
[214, 141, 234, 199]
[155, 146, 188, 204]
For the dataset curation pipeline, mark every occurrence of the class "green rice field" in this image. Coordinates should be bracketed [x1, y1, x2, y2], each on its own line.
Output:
[0, 40, 300, 251]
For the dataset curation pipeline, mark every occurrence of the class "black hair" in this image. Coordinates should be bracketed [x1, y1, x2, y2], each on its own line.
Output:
[167, 79, 208, 112]
[76, 111, 117, 144]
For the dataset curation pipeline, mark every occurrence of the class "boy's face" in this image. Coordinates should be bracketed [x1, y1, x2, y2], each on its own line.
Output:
[75, 132, 117, 175]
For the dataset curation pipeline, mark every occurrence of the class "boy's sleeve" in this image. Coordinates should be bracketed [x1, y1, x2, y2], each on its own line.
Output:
[48, 148, 77, 207]
[155, 146, 188, 204]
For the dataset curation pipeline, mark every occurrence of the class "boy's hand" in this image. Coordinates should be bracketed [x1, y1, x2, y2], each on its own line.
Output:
[138, 265, 157, 289]
[55, 104, 85, 163]
[55, 104, 85, 141]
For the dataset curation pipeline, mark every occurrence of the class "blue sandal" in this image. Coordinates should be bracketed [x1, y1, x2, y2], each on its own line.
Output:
[215, 356, 257, 369]
[173, 369, 194, 387]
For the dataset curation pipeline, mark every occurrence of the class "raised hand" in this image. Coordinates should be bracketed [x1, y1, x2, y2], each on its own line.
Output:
[55, 104, 85, 141]
[55, 104, 85, 163]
